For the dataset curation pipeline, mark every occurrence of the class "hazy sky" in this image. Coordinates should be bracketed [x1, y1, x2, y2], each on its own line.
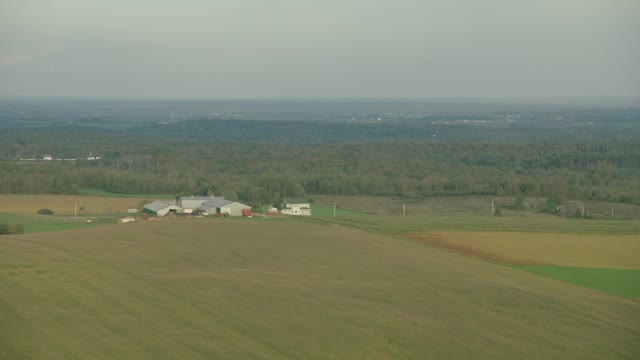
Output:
[1, 0, 639, 99]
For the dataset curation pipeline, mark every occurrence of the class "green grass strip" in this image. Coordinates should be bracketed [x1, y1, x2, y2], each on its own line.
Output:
[0, 213, 113, 234]
[515, 265, 640, 298]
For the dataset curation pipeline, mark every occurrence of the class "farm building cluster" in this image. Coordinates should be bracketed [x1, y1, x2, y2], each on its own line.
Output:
[143, 197, 312, 217]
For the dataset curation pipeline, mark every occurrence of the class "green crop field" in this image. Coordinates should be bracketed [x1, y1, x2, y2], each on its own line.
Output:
[0, 213, 98, 233]
[515, 266, 640, 298]
[397, 227, 640, 299]
[1, 220, 639, 359]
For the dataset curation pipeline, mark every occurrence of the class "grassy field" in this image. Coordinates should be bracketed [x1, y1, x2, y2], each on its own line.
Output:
[515, 266, 640, 298]
[0, 195, 148, 215]
[1, 220, 639, 359]
[310, 214, 640, 235]
[311, 204, 367, 217]
[307, 213, 640, 299]
[398, 230, 640, 299]
[312, 195, 640, 219]
[0, 213, 98, 233]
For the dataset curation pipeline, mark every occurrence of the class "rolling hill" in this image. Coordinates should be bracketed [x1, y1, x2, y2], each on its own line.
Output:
[1, 219, 638, 359]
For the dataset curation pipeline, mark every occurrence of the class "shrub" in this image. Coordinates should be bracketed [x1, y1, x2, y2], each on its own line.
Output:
[37, 208, 54, 215]
[9, 224, 24, 234]
[0, 224, 24, 235]
[541, 195, 564, 214]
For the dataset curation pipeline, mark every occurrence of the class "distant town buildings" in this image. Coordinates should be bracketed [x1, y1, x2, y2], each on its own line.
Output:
[19, 153, 102, 161]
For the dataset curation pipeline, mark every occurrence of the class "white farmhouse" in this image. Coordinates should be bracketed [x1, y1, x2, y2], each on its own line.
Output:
[281, 198, 311, 216]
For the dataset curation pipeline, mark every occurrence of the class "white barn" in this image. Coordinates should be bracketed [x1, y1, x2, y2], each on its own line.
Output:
[179, 196, 224, 213]
[197, 198, 251, 216]
[143, 196, 251, 217]
[143, 201, 181, 216]
[179, 196, 251, 216]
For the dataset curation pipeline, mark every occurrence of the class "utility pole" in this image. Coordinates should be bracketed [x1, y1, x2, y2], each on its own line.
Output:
[74, 202, 77, 217]
[333, 202, 336, 217]
[611, 208, 614, 219]
[491, 200, 495, 216]
[403, 203, 406, 216]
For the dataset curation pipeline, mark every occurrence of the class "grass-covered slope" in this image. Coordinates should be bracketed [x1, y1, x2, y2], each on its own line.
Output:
[1, 220, 639, 359]
[516, 266, 640, 298]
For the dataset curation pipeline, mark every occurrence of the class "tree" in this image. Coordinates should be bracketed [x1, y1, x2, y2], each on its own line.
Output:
[541, 195, 564, 214]
[513, 195, 525, 210]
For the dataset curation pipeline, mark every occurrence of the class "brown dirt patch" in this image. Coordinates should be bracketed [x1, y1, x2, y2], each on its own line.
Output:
[398, 232, 551, 266]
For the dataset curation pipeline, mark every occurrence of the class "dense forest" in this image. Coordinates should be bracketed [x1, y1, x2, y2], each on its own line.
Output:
[1, 137, 638, 205]
[1, 99, 639, 206]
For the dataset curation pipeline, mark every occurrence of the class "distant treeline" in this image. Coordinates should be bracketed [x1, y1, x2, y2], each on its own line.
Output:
[1, 133, 639, 205]
[2, 115, 640, 151]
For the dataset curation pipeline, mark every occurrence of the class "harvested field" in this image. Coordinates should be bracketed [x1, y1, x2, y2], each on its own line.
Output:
[401, 231, 640, 269]
[1, 220, 639, 359]
[0, 195, 154, 215]
[400, 230, 640, 298]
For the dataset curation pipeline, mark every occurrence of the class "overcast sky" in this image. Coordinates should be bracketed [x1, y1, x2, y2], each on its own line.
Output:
[1, 0, 639, 99]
